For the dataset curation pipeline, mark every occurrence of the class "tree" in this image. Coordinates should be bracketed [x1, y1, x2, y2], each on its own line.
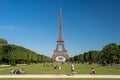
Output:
[78, 54, 84, 63]
[88, 50, 100, 64]
[73, 55, 79, 63]
[97, 51, 104, 64]
[88, 51, 93, 64]
[102, 43, 119, 64]
[0, 46, 3, 64]
[83, 52, 89, 64]
[71, 43, 120, 65]
[69, 57, 74, 63]
[0, 38, 8, 44]
[2, 44, 16, 66]
[118, 45, 120, 63]
[0, 38, 51, 65]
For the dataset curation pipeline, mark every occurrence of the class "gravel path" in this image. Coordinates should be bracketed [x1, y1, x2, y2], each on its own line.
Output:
[0, 75, 120, 78]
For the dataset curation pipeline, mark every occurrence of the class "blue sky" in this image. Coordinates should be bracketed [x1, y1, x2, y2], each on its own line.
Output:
[0, 0, 120, 57]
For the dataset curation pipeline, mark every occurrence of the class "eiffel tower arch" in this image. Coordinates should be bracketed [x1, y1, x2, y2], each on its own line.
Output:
[52, 9, 69, 62]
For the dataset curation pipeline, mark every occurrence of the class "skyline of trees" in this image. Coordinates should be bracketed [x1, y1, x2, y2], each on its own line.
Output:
[0, 38, 51, 66]
[70, 43, 120, 65]
[0, 38, 120, 66]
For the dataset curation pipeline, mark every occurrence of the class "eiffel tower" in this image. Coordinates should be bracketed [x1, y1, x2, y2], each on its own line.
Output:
[52, 9, 69, 62]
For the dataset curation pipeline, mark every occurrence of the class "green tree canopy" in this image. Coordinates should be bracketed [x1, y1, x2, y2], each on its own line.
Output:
[0, 38, 8, 44]
[102, 43, 120, 64]
[72, 43, 120, 65]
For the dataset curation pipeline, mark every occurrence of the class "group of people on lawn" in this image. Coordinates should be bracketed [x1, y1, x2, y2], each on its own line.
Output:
[10, 66, 25, 74]
[10, 63, 96, 75]
[71, 63, 96, 75]
[53, 63, 96, 75]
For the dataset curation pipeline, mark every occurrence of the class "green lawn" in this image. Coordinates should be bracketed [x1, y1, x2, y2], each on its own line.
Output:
[0, 63, 120, 75]
[0, 78, 119, 80]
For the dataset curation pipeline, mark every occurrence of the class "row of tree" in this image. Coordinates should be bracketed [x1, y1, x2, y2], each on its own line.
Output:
[1, 38, 120, 66]
[70, 43, 120, 65]
[0, 38, 51, 66]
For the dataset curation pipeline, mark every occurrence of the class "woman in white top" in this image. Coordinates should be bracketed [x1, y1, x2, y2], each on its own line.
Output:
[71, 63, 74, 72]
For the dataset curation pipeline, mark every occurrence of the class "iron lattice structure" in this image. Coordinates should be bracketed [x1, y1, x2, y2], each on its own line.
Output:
[52, 9, 69, 61]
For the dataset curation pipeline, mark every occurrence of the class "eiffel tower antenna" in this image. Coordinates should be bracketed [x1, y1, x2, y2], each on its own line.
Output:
[58, 8, 63, 41]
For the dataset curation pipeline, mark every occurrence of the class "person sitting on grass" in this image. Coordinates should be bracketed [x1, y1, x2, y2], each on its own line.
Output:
[10, 69, 16, 74]
[91, 68, 96, 74]
[16, 70, 20, 74]
[19, 66, 25, 74]
[16, 66, 25, 74]
[58, 66, 61, 70]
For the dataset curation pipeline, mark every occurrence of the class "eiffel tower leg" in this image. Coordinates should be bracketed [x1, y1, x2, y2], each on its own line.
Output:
[56, 44, 59, 50]
[62, 44, 65, 50]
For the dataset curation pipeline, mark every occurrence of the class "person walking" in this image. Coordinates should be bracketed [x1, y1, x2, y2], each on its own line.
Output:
[71, 63, 74, 75]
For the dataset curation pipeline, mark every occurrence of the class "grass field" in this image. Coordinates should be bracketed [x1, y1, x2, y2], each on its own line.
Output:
[0, 63, 120, 75]
[0, 78, 119, 80]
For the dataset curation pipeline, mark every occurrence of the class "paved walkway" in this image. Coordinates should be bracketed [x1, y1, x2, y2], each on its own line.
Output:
[0, 75, 120, 78]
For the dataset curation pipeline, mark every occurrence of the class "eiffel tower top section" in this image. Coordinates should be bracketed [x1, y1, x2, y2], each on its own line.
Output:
[57, 8, 64, 42]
